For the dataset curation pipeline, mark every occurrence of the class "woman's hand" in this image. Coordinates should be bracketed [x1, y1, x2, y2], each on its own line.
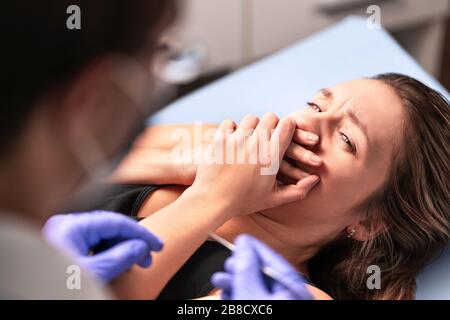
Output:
[110, 115, 321, 299]
[110, 116, 322, 187]
[276, 112, 323, 184]
[172, 115, 323, 187]
[173, 119, 323, 186]
[185, 113, 320, 218]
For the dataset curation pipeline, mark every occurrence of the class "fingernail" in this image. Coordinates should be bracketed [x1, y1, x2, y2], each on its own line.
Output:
[309, 177, 320, 190]
[310, 153, 322, 164]
[307, 134, 319, 142]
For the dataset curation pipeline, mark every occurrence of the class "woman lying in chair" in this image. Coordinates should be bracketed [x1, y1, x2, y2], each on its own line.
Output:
[73, 73, 450, 300]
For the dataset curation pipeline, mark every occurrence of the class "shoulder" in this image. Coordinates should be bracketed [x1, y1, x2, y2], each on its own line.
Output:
[0, 214, 110, 299]
[306, 284, 333, 300]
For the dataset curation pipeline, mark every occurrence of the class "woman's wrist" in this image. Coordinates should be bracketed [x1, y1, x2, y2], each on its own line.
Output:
[180, 184, 239, 222]
[172, 161, 196, 186]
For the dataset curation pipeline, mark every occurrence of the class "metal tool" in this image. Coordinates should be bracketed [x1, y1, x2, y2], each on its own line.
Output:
[208, 232, 308, 294]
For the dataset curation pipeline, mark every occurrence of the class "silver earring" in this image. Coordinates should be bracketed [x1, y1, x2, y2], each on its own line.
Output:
[347, 229, 356, 239]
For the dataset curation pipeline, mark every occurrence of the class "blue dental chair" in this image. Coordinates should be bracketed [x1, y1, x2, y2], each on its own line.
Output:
[148, 16, 450, 299]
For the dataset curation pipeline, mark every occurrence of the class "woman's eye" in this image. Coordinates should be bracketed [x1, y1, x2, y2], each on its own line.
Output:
[307, 101, 322, 112]
[339, 132, 355, 152]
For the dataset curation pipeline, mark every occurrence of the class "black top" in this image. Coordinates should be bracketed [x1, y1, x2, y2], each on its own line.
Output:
[68, 184, 231, 300]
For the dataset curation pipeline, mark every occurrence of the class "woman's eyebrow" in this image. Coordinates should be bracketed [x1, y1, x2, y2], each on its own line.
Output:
[346, 106, 369, 145]
[319, 88, 333, 99]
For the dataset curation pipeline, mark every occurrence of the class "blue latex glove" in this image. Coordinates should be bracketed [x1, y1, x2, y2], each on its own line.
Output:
[211, 234, 313, 300]
[43, 211, 163, 283]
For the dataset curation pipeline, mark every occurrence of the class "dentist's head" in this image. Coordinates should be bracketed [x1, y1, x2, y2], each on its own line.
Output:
[0, 0, 177, 220]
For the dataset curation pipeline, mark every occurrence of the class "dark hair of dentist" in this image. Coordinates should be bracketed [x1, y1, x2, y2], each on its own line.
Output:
[1, 0, 175, 155]
[0, 0, 320, 299]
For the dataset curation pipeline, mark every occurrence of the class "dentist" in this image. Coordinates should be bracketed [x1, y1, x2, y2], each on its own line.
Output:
[0, 0, 319, 299]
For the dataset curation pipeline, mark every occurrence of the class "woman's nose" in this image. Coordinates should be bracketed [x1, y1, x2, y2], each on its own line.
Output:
[296, 112, 340, 152]
[298, 109, 340, 132]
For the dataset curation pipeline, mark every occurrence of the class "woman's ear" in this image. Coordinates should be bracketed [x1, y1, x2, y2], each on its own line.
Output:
[346, 217, 386, 241]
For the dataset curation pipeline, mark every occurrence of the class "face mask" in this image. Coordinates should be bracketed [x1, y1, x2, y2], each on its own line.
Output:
[69, 55, 169, 186]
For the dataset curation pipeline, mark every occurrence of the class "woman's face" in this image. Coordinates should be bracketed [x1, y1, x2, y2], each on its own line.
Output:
[260, 78, 405, 250]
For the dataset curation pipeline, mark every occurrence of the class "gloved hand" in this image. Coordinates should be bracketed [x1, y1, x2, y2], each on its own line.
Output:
[43, 211, 163, 283]
[211, 234, 313, 300]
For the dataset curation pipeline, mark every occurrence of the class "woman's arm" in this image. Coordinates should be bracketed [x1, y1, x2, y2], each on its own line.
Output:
[109, 116, 319, 299]
[110, 187, 232, 299]
[132, 123, 218, 150]
[111, 120, 324, 187]
[111, 186, 335, 300]
[307, 285, 333, 300]
[109, 123, 218, 185]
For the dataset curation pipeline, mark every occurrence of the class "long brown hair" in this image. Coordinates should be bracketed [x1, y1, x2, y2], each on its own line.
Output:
[309, 73, 450, 299]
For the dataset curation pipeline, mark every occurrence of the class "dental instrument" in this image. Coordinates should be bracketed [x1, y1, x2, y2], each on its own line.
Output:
[208, 231, 309, 295]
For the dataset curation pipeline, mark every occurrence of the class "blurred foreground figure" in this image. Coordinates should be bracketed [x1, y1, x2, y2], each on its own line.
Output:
[0, 1, 317, 299]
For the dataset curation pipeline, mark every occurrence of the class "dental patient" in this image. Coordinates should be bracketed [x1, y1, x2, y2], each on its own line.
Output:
[74, 73, 450, 300]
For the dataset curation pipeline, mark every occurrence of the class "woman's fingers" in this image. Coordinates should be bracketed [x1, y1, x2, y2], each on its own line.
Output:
[214, 119, 237, 139]
[285, 142, 322, 167]
[266, 118, 320, 206]
[255, 113, 279, 139]
[271, 175, 320, 206]
[270, 118, 297, 164]
[292, 129, 319, 146]
[191, 112, 321, 216]
[235, 114, 260, 137]
[279, 159, 310, 180]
